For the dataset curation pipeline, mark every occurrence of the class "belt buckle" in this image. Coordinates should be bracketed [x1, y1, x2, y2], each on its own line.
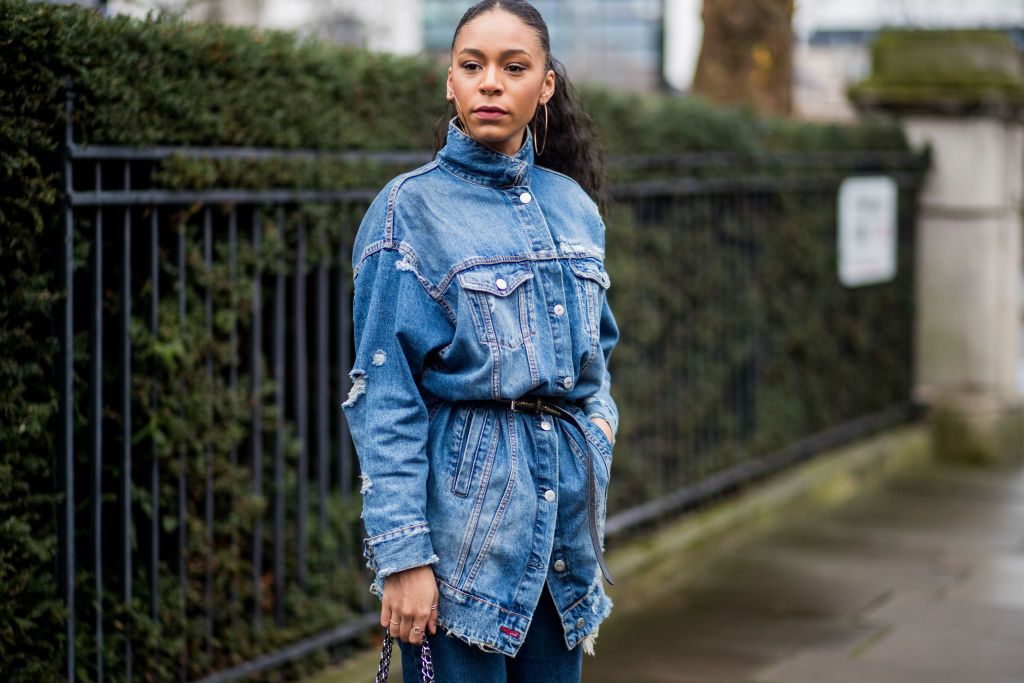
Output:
[509, 397, 543, 414]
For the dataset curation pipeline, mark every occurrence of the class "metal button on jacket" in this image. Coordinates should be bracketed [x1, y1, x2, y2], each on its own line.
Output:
[553, 559, 566, 572]
[343, 116, 620, 658]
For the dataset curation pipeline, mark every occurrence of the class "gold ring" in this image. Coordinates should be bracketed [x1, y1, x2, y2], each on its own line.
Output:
[430, 605, 438, 610]
[412, 626, 424, 635]
[389, 619, 400, 625]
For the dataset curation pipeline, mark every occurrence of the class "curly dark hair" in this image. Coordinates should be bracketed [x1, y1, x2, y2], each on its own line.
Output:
[432, 0, 610, 216]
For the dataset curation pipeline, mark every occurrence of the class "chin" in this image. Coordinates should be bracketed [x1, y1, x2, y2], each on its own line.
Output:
[472, 129, 513, 146]
[476, 121, 525, 140]
[475, 130, 508, 143]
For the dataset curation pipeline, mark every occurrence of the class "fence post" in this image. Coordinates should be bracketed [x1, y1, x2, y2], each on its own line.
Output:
[852, 29, 1024, 463]
[59, 74, 77, 683]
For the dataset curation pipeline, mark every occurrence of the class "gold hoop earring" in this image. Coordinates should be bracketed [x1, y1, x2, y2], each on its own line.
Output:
[532, 102, 548, 156]
[450, 91, 472, 138]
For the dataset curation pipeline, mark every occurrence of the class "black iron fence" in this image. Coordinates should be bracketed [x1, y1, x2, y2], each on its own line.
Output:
[599, 149, 927, 528]
[55, 83, 928, 681]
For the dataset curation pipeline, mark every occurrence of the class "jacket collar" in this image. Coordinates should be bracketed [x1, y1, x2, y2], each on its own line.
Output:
[436, 116, 534, 188]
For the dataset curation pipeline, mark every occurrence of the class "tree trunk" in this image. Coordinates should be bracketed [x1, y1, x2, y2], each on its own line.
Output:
[692, 0, 794, 116]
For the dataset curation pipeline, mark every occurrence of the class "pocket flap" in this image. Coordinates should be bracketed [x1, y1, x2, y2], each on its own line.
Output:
[568, 258, 611, 289]
[457, 264, 534, 297]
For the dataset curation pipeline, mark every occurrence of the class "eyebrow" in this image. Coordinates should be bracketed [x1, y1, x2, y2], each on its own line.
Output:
[457, 48, 533, 60]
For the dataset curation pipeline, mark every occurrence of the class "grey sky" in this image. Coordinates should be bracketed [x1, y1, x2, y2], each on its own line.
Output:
[794, 0, 1024, 38]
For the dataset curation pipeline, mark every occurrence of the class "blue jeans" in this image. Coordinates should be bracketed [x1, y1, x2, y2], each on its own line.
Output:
[398, 584, 583, 682]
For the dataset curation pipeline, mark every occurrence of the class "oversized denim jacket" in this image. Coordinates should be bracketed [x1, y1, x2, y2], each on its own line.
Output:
[341, 118, 620, 657]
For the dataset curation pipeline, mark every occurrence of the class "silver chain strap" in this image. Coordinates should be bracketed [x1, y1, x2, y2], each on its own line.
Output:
[374, 629, 392, 683]
[419, 637, 435, 682]
[374, 629, 434, 683]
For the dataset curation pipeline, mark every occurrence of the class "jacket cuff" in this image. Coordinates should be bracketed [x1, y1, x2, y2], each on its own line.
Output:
[363, 522, 439, 595]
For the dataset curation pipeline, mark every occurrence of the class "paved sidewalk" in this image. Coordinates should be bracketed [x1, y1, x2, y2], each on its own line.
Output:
[584, 453, 1024, 682]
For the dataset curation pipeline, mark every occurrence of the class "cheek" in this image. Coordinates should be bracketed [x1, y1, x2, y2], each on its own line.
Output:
[512, 85, 542, 114]
[449, 75, 469, 96]
[518, 100, 542, 126]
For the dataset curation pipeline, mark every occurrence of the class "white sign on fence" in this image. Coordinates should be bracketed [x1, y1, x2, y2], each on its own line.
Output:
[837, 176, 898, 288]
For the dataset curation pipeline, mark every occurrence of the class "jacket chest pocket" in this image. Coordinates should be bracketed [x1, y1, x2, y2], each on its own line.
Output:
[457, 264, 536, 351]
[568, 257, 611, 349]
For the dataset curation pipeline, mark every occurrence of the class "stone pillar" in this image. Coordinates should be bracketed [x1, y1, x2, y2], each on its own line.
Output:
[850, 30, 1024, 463]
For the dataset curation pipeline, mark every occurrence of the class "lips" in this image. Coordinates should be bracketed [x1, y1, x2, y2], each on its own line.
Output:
[474, 106, 508, 121]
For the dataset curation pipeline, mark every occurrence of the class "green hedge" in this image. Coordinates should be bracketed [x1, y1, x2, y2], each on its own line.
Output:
[849, 29, 1024, 111]
[1, 1, 914, 681]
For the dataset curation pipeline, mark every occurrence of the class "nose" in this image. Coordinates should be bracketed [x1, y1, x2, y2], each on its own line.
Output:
[479, 64, 503, 94]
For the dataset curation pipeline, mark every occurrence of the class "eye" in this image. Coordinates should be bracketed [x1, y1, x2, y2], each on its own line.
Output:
[505, 63, 527, 74]
[461, 61, 482, 71]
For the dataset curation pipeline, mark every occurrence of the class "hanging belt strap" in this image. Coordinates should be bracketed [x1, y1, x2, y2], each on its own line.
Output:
[463, 396, 615, 586]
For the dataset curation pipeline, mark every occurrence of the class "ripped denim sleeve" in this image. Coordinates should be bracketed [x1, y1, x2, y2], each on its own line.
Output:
[362, 522, 439, 597]
[341, 242, 452, 596]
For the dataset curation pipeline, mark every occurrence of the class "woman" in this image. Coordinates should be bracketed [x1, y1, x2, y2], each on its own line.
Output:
[341, 1, 620, 680]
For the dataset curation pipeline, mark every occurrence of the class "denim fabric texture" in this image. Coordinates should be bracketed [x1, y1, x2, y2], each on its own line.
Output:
[341, 117, 620, 657]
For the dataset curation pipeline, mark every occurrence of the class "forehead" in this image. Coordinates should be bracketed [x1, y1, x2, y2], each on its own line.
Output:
[453, 9, 544, 55]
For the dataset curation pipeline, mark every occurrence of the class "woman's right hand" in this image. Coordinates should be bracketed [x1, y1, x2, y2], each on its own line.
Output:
[381, 565, 439, 645]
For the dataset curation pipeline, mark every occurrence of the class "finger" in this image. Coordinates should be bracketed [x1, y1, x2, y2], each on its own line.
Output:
[383, 599, 399, 637]
[408, 613, 428, 646]
[409, 620, 427, 645]
[412, 605, 431, 645]
[428, 594, 439, 634]
[388, 611, 400, 639]
[400, 612, 414, 644]
[404, 603, 429, 645]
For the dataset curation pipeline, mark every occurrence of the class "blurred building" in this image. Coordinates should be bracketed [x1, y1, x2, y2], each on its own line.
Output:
[55, 0, 704, 93]
[424, 0, 667, 92]
[105, 0, 423, 54]
[793, 0, 1024, 121]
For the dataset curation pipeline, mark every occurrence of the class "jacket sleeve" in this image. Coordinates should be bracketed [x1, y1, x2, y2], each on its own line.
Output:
[581, 287, 621, 445]
[341, 240, 452, 594]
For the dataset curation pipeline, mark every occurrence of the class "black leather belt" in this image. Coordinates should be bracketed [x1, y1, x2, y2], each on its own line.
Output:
[460, 396, 615, 586]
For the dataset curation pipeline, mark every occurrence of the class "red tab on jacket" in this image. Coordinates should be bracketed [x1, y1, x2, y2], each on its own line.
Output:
[499, 626, 521, 639]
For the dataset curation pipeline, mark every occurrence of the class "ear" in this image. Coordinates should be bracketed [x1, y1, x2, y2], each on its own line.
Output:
[540, 68, 556, 105]
[446, 67, 454, 100]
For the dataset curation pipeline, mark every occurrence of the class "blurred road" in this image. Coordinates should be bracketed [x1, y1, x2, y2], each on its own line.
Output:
[585, 456, 1024, 682]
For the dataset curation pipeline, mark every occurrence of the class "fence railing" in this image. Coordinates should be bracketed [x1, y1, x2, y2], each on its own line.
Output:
[56, 83, 929, 681]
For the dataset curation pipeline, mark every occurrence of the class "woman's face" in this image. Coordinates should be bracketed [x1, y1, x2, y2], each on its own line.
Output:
[447, 9, 556, 157]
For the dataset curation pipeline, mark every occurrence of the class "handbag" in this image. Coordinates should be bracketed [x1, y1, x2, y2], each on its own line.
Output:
[375, 628, 434, 683]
